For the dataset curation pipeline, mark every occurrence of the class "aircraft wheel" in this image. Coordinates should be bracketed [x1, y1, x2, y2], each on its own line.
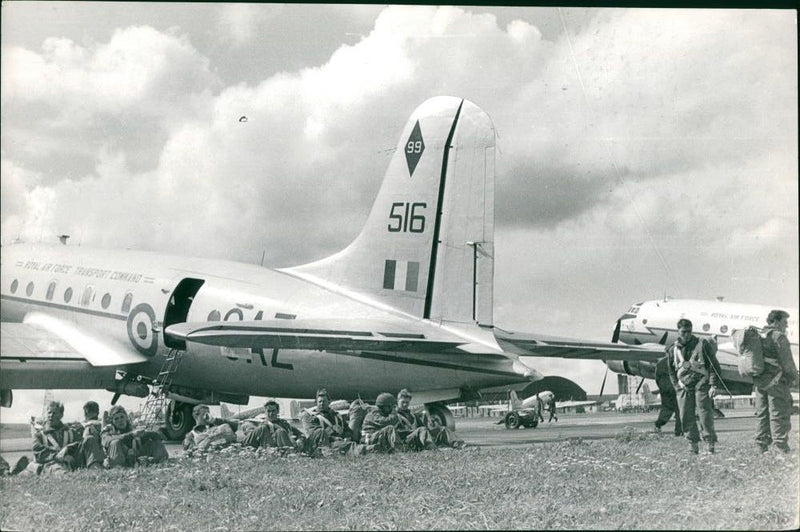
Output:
[164, 401, 193, 440]
[531, 419, 539, 429]
[505, 412, 521, 430]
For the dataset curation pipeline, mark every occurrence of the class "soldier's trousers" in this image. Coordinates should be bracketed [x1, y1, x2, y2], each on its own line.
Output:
[107, 436, 168, 467]
[655, 392, 682, 434]
[399, 427, 436, 451]
[676, 384, 716, 444]
[754, 380, 792, 447]
[78, 435, 105, 468]
[242, 425, 294, 448]
[429, 426, 464, 448]
[362, 426, 397, 452]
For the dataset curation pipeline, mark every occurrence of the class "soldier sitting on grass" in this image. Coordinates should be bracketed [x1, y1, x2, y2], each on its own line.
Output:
[183, 404, 238, 453]
[395, 389, 437, 451]
[301, 388, 362, 456]
[102, 405, 169, 467]
[78, 401, 105, 469]
[28, 401, 82, 474]
[361, 393, 400, 453]
[240, 400, 305, 452]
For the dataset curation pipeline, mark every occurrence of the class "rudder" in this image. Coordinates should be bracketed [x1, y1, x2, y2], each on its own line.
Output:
[286, 97, 495, 324]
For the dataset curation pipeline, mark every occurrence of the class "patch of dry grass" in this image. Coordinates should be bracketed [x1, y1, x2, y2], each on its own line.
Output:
[1, 429, 797, 530]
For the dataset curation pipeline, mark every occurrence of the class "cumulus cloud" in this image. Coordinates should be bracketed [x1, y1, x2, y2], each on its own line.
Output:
[216, 4, 284, 47]
[1, 6, 797, 399]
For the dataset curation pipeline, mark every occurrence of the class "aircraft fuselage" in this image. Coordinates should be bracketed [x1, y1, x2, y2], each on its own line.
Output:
[1, 243, 527, 404]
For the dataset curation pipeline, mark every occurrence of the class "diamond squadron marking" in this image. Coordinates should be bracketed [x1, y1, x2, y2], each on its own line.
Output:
[405, 121, 425, 176]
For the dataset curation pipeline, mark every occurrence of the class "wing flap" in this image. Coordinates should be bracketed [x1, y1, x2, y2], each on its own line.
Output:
[494, 328, 664, 362]
[166, 318, 468, 353]
[1, 312, 150, 367]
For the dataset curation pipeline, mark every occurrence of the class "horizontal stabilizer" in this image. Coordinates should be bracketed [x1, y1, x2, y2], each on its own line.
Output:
[2, 313, 150, 366]
[166, 318, 469, 353]
[494, 328, 664, 362]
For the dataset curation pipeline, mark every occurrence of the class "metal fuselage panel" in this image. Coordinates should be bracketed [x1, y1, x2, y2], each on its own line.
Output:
[0, 244, 524, 400]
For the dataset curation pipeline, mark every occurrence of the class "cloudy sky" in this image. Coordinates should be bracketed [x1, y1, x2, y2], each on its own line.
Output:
[1, 3, 797, 422]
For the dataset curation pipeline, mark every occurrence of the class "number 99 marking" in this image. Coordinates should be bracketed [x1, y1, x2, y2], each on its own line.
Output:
[407, 141, 423, 154]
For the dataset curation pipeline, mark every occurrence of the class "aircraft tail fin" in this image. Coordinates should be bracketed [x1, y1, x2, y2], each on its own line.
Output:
[285, 97, 495, 324]
[510, 390, 522, 409]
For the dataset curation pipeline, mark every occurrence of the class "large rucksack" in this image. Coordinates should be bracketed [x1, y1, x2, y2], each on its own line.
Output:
[348, 399, 374, 443]
[732, 326, 765, 377]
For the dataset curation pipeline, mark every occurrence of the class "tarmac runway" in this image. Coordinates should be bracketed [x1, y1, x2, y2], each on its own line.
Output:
[455, 410, 770, 447]
[2, 410, 794, 465]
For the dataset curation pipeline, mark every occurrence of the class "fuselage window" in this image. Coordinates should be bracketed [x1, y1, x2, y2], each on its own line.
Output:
[26, 282, 34, 296]
[64, 287, 73, 303]
[46, 281, 57, 301]
[208, 310, 221, 321]
[101, 293, 112, 309]
[702, 323, 710, 332]
[121, 293, 133, 313]
[10, 279, 18, 293]
[720, 325, 728, 334]
[641, 318, 647, 325]
[81, 286, 95, 306]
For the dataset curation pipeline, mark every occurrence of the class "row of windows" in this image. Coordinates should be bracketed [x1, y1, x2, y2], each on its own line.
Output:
[641, 318, 729, 334]
[9, 279, 133, 313]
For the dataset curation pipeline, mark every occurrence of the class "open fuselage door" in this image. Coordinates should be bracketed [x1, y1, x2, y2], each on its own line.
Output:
[163, 278, 205, 350]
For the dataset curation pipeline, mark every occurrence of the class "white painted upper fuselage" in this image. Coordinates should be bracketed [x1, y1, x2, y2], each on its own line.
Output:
[0, 242, 524, 403]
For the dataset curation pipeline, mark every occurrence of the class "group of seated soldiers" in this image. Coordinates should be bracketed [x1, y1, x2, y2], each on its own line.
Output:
[7, 388, 464, 474]
[183, 388, 465, 457]
[9, 400, 168, 475]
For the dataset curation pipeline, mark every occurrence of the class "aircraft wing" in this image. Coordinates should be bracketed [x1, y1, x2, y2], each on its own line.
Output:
[166, 318, 472, 353]
[494, 328, 664, 362]
[1, 312, 150, 366]
[556, 400, 597, 408]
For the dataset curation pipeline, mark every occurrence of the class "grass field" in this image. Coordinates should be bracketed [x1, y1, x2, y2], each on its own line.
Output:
[1, 427, 797, 530]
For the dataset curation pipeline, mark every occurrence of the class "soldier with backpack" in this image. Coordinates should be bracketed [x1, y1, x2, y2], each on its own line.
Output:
[754, 310, 798, 453]
[666, 319, 723, 454]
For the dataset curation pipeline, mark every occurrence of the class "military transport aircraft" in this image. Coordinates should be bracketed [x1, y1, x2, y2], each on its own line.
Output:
[607, 298, 799, 395]
[0, 96, 662, 439]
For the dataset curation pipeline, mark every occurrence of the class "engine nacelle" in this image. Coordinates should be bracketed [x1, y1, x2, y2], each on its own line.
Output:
[606, 360, 656, 380]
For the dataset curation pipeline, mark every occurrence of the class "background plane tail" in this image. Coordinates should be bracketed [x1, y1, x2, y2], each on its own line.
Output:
[286, 96, 495, 324]
[510, 390, 522, 409]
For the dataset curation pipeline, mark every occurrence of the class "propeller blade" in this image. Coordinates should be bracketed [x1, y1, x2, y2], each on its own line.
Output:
[636, 378, 645, 394]
[611, 319, 621, 343]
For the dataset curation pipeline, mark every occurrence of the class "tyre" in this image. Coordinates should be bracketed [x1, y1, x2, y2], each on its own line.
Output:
[505, 411, 521, 429]
[164, 401, 193, 440]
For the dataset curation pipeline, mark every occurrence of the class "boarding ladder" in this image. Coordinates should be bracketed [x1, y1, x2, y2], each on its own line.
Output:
[137, 348, 185, 430]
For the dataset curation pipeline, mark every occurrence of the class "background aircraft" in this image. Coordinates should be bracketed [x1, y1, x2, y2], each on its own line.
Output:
[606, 298, 799, 396]
[0, 97, 663, 439]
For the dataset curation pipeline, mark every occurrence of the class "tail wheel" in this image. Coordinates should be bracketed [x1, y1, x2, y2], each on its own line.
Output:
[426, 402, 455, 431]
[505, 411, 521, 429]
[164, 401, 193, 440]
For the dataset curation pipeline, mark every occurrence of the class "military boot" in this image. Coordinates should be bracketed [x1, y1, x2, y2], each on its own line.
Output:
[706, 442, 715, 454]
[774, 442, 791, 454]
[690, 442, 699, 454]
[756, 443, 768, 454]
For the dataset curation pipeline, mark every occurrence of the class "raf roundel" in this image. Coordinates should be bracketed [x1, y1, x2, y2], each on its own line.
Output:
[405, 120, 425, 177]
[127, 303, 159, 356]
